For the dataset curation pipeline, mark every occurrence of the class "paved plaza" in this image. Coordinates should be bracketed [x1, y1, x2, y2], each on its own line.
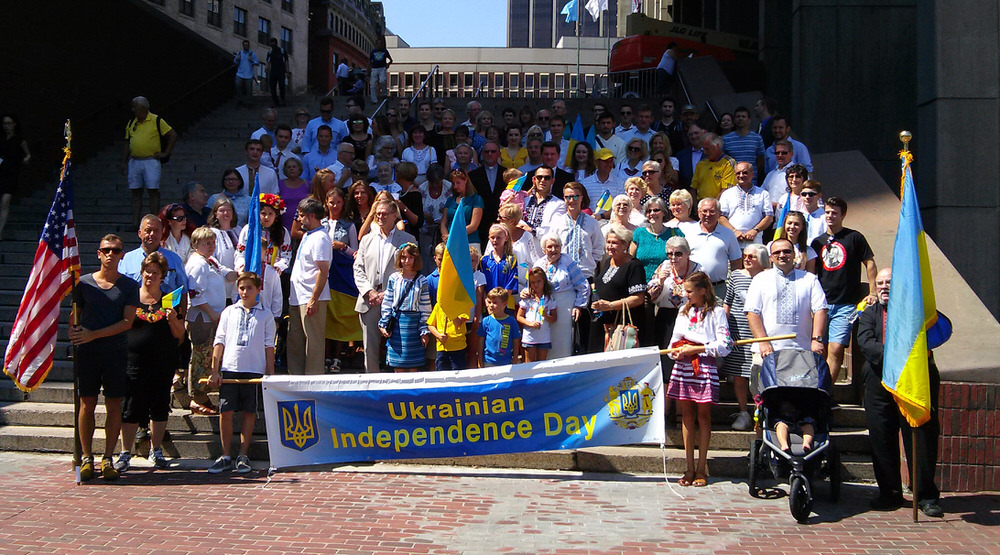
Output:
[0, 452, 997, 554]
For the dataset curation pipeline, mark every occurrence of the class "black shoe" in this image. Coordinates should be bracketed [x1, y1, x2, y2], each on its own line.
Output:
[919, 499, 944, 517]
[135, 427, 150, 442]
[870, 494, 905, 511]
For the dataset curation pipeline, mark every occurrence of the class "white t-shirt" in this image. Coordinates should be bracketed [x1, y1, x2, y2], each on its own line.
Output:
[213, 302, 276, 375]
[519, 295, 556, 346]
[744, 267, 827, 352]
[290, 226, 333, 306]
[401, 145, 437, 175]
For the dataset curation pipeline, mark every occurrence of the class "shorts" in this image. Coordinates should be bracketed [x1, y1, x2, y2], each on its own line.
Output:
[127, 158, 161, 190]
[435, 349, 466, 371]
[524, 342, 552, 350]
[218, 371, 262, 413]
[122, 362, 175, 423]
[825, 303, 855, 345]
[77, 349, 127, 398]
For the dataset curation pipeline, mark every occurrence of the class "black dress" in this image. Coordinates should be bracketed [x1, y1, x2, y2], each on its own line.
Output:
[594, 257, 647, 328]
[123, 303, 179, 423]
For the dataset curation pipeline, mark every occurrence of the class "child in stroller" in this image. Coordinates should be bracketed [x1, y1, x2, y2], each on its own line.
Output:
[774, 398, 816, 454]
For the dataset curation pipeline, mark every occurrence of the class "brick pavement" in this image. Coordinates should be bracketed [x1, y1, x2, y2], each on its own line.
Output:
[0, 453, 997, 554]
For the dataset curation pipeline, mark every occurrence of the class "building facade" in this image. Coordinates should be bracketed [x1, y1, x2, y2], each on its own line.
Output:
[309, 0, 386, 95]
[384, 38, 612, 99]
[142, 0, 309, 94]
[508, 0, 617, 48]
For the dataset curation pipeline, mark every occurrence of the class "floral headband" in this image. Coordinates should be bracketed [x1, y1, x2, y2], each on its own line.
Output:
[260, 193, 286, 215]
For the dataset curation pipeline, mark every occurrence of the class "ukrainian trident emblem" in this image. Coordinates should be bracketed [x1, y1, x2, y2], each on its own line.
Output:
[605, 377, 655, 430]
[277, 400, 318, 451]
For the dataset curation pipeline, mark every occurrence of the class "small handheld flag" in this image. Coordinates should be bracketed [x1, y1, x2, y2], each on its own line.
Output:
[506, 174, 528, 192]
[566, 114, 586, 167]
[773, 193, 791, 239]
[162, 286, 184, 309]
[595, 190, 613, 214]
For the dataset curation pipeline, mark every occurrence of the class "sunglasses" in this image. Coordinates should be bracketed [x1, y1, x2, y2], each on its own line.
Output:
[99, 247, 123, 254]
[387, 112, 397, 117]
[800, 191, 818, 197]
[641, 170, 659, 176]
[564, 194, 581, 201]
[620, 111, 632, 116]
[535, 174, 554, 180]
[775, 150, 791, 155]
[666, 251, 685, 257]
[320, 109, 333, 114]
[646, 208, 662, 214]
[771, 249, 794, 256]
[537, 116, 550, 121]
[169, 215, 187, 221]
[628, 146, 641, 152]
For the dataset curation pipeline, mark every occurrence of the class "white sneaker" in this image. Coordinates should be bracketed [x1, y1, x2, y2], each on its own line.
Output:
[732, 411, 753, 431]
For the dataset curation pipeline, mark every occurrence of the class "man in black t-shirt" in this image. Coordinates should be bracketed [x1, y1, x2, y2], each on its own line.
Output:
[69, 234, 139, 481]
[810, 197, 877, 382]
[266, 38, 289, 108]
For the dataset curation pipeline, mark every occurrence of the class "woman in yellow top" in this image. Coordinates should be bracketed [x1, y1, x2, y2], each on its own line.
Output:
[500, 127, 528, 169]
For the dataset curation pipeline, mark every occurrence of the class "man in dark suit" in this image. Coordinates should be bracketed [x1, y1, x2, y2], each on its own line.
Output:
[526, 141, 573, 199]
[470, 140, 508, 244]
[675, 123, 705, 189]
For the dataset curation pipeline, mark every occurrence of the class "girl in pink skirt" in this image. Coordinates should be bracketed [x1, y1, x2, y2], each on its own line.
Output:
[667, 271, 732, 487]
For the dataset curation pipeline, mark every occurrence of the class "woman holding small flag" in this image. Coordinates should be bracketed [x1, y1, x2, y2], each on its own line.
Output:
[117, 252, 186, 472]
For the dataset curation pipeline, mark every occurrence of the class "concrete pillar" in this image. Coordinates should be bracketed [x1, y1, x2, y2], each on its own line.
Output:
[916, 1, 1000, 318]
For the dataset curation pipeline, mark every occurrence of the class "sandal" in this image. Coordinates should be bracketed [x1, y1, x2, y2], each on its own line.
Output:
[693, 473, 708, 487]
[189, 402, 217, 416]
[678, 472, 694, 487]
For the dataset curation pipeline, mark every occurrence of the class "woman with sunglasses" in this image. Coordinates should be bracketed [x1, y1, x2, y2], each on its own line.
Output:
[159, 203, 196, 264]
[343, 115, 373, 160]
[603, 195, 637, 239]
[720, 243, 771, 431]
[384, 108, 408, 153]
[615, 137, 648, 181]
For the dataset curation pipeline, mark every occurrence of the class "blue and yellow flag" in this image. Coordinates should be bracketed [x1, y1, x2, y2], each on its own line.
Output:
[773, 192, 791, 240]
[882, 151, 935, 427]
[161, 286, 184, 309]
[244, 173, 262, 276]
[594, 189, 613, 214]
[505, 174, 528, 192]
[565, 114, 586, 167]
[437, 199, 476, 318]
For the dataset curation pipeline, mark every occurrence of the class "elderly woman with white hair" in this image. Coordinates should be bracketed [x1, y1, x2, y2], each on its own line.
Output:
[665, 188, 697, 229]
[591, 225, 647, 350]
[602, 194, 637, 238]
[721, 242, 771, 431]
[528, 233, 591, 359]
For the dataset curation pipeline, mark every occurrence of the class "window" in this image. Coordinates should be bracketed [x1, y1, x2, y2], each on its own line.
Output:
[258, 16, 271, 44]
[233, 6, 247, 36]
[281, 0, 292, 13]
[207, 0, 221, 26]
[280, 27, 292, 54]
[555, 74, 565, 95]
[524, 73, 535, 97]
[179, 0, 194, 15]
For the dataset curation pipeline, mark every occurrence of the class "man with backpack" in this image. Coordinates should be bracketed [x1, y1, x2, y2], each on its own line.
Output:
[120, 96, 176, 228]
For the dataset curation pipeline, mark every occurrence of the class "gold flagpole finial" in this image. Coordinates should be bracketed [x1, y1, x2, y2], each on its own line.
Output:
[899, 130, 912, 152]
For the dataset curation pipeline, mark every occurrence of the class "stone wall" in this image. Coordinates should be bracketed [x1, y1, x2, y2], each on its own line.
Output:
[938, 382, 1000, 492]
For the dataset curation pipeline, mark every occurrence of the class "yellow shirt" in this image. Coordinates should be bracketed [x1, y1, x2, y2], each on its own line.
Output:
[500, 147, 528, 170]
[125, 112, 172, 158]
[428, 304, 467, 352]
[691, 155, 737, 201]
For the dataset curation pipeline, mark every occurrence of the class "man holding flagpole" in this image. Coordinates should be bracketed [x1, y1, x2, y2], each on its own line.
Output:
[857, 268, 942, 516]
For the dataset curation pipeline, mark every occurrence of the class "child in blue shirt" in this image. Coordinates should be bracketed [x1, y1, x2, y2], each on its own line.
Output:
[478, 287, 521, 367]
[427, 242, 443, 307]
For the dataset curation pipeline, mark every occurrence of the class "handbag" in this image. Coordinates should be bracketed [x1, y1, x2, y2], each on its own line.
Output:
[383, 276, 417, 335]
[608, 301, 639, 351]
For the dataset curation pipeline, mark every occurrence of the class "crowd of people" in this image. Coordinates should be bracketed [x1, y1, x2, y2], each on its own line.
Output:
[58, 91, 942, 517]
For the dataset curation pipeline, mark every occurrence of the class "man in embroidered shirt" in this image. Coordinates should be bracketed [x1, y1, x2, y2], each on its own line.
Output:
[522, 166, 567, 240]
[719, 162, 774, 247]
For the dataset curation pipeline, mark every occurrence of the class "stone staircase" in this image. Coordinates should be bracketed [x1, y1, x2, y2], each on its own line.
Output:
[0, 95, 875, 482]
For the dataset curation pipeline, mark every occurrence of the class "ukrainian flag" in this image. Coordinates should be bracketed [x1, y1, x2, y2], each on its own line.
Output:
[437, 199, 476, 318]
[595, 189, 613, 214]
[773, 193, 791, 240]
[565, 113, 586, 167]
[882, 151, 935, 427]
[506, 174, 527, 192]
[244, 173, 262, 276]
[161, 286, 183, 309]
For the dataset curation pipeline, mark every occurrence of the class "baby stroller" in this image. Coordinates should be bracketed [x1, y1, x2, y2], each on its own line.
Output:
[747, 350, 841, 523]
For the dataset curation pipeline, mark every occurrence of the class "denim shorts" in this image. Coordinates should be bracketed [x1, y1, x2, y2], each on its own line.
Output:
[826, 303, 855, 345]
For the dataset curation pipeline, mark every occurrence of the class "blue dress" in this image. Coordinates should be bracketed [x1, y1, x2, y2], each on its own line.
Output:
[379, 272, 432, 368]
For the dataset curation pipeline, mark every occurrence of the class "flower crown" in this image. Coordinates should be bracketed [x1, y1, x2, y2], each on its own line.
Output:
[260, 193, 286, 215]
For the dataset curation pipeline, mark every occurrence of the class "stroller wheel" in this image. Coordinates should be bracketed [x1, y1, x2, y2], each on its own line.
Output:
[789, 475, 813, 523]
[826, 445, 841, 502]
[748, 439, 763, 498]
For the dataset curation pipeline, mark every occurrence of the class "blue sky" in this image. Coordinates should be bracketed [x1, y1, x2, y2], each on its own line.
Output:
[379, 0, 508, 47]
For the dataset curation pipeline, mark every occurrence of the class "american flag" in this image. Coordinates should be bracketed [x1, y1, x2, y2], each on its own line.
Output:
[3, 155, 80, 391]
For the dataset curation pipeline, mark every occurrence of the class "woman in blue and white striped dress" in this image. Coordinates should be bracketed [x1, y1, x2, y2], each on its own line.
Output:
[379, 243, 432, 371]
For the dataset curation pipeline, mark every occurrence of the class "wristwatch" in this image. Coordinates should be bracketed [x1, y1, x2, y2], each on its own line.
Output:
[811, 336, 824, 342]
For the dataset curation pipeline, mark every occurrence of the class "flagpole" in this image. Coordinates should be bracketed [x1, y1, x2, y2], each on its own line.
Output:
[62, 120, 83, 485]
[576, 0, 582, 97]
[900, 129, 919, 523]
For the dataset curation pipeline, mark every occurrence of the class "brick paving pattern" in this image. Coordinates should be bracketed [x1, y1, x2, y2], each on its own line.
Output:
[0, 453, 997, 554]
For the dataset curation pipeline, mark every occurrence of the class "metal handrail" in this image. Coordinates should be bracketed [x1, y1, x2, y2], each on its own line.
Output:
[704, 99, 719, 125]
[677, 67, 693, 107]
[410, 65, 439, 103]
[370, 98, 388, 118]
[473, 78, 488, 98]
